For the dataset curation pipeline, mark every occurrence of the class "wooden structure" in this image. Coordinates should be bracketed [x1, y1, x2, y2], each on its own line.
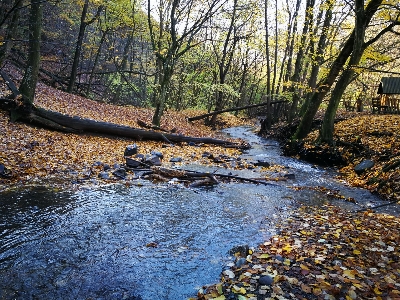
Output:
[373, 77, 400, 113]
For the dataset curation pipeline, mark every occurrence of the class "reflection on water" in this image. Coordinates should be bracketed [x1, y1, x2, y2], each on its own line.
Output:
[0, 127, 397, 299]
[0, 183, 294, 299]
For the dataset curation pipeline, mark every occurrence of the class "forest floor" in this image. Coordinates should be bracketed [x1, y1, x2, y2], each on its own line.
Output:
[1, 66, 400, 300]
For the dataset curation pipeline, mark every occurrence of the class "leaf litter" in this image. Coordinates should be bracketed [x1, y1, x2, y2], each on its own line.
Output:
[195, 205, 400, 300]
[1, 65, 400, 300]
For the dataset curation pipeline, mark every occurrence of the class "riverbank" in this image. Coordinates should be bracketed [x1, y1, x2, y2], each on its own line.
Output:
[262, 112, 400, 204]
[1, 74, 400, 299]
[195, 204, 400, 300]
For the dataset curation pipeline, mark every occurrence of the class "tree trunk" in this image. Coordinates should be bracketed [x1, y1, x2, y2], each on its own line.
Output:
[19, 0, 42, 106]
[300, 1, 334, 116]
[292, 0, 383, 141]
[188, 99, 287, 121]
[288, 0, 314, 122]
[264, 0, 272, 129]
[86, 29, 108, 96]
[67, 0, 102, 93]
[209, 0, 239, 125]
[0, 0, 21, 66]
[319, 0, 366, 144]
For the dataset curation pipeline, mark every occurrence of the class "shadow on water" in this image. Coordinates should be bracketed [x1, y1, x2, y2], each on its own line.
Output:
[0, 126, 398, 299]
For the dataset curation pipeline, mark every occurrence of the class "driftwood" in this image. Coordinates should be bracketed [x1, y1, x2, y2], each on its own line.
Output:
[187, 100, 287, 122]
[382, 159, 400, 173]
[137, 119, 174, 133]
[130, 166, 278, 187]
[0, 71, 248, 149]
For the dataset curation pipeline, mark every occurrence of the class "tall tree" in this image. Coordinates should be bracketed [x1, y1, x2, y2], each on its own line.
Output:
[319, 3, 400, 144]
[0, 0, 22, 66]
[263, 0, 272, 129]
[209, 0, 249, 124]
[288, 0, 315, 121]
[19, 0, 42, 107]
[300, 0, 334, 116]
[67, 0, 103, 93]
[147, 0, 225, 126]
[292, 0, 383, 141]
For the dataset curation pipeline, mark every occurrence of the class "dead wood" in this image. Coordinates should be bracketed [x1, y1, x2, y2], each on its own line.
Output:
[187, 100, 287, 122]
[137, 119, 171, 133]
[382, 159, 400, 173]
[1, 70, 248, 148]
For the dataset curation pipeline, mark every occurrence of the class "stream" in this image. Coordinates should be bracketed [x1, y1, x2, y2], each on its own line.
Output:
[0, 126, 398, 300]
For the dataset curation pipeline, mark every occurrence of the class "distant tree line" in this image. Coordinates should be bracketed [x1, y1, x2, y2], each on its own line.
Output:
[0, 0, 399, 143]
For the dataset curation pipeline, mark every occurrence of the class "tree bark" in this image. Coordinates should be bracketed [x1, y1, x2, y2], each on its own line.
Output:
[19, 0, 42, 106]
[67, 0, 103, 93]
[292, 0, 383, 141]
[319, 0, 366, 144]
[0, 0, 21, 66]
[288, 0, 315, 122]
[300, 1, 334, 116]
[187, 99, 287, 121]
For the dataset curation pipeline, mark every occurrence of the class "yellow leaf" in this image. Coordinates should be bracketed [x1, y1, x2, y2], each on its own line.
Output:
[343, 270, 357, 279]
[212, 296, 225, 300]
[300, 264, 310, 270]
[353, 249, 361, 255]
[374, 287, 382, 295]
[282, 244, 292, 253]
[232, 285, 246, 294]
[259, 253, 270, 259]
[283, 258, 291, 266]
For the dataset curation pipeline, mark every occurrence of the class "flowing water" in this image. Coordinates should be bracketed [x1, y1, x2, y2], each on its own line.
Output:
[0, 126, 398, 300]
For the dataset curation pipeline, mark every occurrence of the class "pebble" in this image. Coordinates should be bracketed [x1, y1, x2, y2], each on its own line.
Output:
[236, 257, 247, 267]
[259, 275, 274, 286]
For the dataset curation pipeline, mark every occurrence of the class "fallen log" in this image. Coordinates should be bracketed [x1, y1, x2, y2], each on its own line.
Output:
[382, 159, 400, 173]
[187, 100, 287, 122]
[0, 70, 248, 148]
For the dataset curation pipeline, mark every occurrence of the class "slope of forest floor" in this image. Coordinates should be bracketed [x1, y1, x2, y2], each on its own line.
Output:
[263, 113, 400, 204]
[1, 65, 400, 299]
[1, 63, 399, 201]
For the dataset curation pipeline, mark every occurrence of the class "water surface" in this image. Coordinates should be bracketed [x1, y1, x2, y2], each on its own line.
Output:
[0, 127, 397, 299]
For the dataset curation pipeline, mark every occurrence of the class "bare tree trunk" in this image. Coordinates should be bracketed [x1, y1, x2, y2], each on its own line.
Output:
[288, 0, 315, 122]
[67, 0, 103, 93]
[210, 0, 239, 125]
[0, 0, 21, 66]
[277, 0, 301, 94]
[300, 1, 334, 116]
[86, 29, 108, 96]
[19, 0, 42, 107]
[292, 0, 383, 141]
[272, 0, 278, 96]
[263, 0, 272, 129]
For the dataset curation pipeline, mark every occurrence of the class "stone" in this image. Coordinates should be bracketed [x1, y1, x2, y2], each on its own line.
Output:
[0, 163, 11, 178]
[144, 155, 162, 166]
[126, 157, 142, 168]
[103, 164, 110, 171]
[124, 144, 138, 156]
[151, 150, 164, 159]
[284, 173, 295, 180]
[170, 157, 182, 163]
[112, 168, 126, 179]
[354, 159, 375, 175]
[259, 275, 274, 286]
[255, 160, 270, 168]
[98, 171, 110, 180]
[229, 245, 249, 257]
[235, 257, 247, 268]
[202, 152, 213, 159]
[135, 154, 145, 160]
